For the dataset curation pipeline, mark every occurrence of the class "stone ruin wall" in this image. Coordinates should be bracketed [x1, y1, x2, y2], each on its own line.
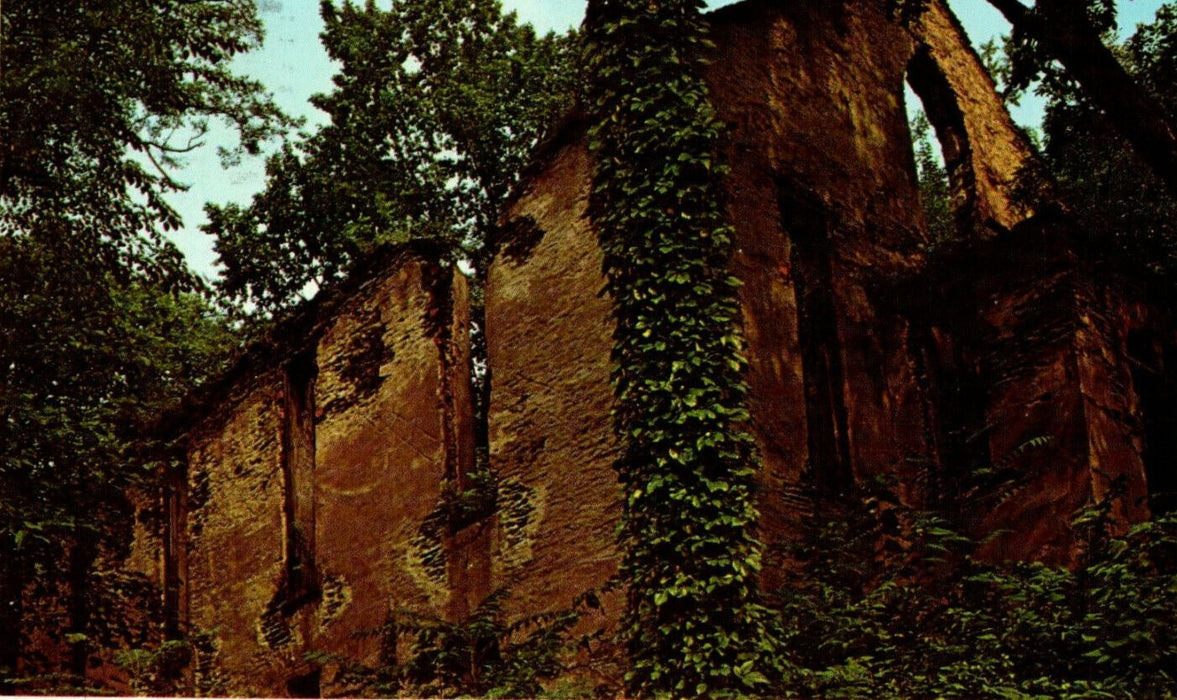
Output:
[123, 248, 475, 696]
[102, 0, 1175, 695]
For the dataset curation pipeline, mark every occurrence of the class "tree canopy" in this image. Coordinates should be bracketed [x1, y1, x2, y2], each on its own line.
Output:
[206, 0, 577, 312]
[979, 1, 1177, 276]
[986, 0, 1177, 198]
[1, 0, 289, 255]
[0, 0, 284, 689]
[1040, 3, 1177, 273]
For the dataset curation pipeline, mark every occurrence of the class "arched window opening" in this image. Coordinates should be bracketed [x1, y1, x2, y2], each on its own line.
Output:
[906, 45, 977, 241]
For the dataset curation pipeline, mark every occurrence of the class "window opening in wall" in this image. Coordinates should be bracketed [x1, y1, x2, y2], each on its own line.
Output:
[920, 327, 992, 511]
[282, 349, 319, 608]
[782, 187, 853, 495]
[906, 46, 975, 241]
[907, 99, 954, 244]
[1127, 330, 1177, 515]
[162, 465, 186, 639]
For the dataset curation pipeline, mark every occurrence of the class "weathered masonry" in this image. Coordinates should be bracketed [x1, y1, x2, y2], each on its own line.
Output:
[111, 0, 1176, 695]
[126, 244, 476, 696]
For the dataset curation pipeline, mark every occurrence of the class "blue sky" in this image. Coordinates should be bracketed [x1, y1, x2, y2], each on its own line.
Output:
[164, 0, 1168, 278]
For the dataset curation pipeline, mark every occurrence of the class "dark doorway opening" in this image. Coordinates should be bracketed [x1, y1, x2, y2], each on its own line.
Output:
[1127, 330, 1177, 515]
[921, 328, 991, 511]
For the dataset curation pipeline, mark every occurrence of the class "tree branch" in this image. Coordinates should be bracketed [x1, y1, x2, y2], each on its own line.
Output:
[987, 0, 1177, 197]
[985, 0, 1031, 26]
[143, 148, 188, 191]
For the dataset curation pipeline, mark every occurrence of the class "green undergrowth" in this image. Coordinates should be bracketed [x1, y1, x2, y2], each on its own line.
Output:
[766, 479, 1177, 699]
[334, 476, 1177, 699]
[317, 587, 620, 699]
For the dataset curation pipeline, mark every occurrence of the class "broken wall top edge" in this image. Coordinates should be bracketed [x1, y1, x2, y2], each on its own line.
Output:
[151, 238, 453, 443]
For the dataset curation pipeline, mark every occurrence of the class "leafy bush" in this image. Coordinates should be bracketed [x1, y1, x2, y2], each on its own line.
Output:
[768, 480, 1177, 699]
[327, 588, 617, 698]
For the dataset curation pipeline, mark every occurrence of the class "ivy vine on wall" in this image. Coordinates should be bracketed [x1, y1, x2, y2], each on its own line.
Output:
[583, 0, 774, 695]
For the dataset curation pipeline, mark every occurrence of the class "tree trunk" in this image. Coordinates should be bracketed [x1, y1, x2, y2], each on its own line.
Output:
[985, 0, 1177, 197]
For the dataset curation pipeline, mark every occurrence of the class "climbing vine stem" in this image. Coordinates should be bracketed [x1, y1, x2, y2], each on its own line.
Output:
[583, 0, 774, 695]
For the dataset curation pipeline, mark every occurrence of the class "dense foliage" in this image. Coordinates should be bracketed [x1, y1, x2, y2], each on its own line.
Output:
[311, 589, 613, 698]
[1030, 5, 1177, 276]
[985, 0, 1177, 197]
[767, 482, 1177, 699]
[373, 486, 1177, 700]
[206, 0, 577, 312]
[0, 241, 235, 691]
[0, 0, 281, 690]
[583, 0, 774, 695]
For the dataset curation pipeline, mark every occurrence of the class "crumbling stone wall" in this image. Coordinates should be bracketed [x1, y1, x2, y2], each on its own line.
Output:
[308, 253, 474, 693]
[486, 139, 623, 627]
[125, 0, 1176, 695]
[908, 225, 1159, 563]
[145, 246, 473, 697]
[483, 0, 1037, 601]
[1122, 298, 1177, 517]
[183, 366, 290, 695]
[911, 0, 1036, 235]
[710, 1, 935, 578]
